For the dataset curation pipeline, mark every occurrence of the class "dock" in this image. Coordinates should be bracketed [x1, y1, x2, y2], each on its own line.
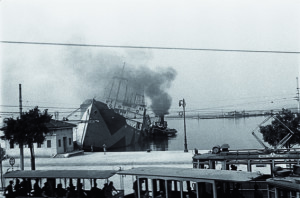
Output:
[1, 150, 197, 169]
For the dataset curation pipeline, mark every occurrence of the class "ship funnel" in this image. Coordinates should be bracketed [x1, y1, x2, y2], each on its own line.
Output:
[160, 115, 165, 125]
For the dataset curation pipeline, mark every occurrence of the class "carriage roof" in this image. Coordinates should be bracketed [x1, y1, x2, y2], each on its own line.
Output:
[118, 167, 262, 182]
[3, 170, 117, 179]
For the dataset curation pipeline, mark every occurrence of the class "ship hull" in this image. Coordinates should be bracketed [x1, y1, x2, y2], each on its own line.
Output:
[75, 100, 143, 151]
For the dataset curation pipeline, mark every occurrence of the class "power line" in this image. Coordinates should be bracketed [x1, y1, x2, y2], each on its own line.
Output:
[1, 40, 300, 54]
[0, 104, 79, 110]
[1, 96, 295, 114]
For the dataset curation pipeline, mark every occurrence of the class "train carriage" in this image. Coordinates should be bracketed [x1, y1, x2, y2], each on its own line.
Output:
[118, 167, 263, 198]
[3, 170, 124, 198]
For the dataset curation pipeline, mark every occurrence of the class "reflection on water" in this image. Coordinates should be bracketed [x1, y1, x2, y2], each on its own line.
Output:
[111, 116, 269, 152]
[110, 136, 173, 152]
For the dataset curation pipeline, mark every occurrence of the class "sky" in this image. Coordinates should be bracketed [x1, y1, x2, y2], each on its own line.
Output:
[1, 0, 300, 119]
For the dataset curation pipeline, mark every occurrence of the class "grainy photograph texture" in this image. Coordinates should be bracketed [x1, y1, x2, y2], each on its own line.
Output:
[0, 1, 300, 198]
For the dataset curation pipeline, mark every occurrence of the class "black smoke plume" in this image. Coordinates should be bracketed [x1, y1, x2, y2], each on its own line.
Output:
[64, 47, 177, 115]
[125, 66, 177, 115]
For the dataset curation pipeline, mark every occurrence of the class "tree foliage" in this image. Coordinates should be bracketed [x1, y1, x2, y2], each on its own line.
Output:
[259, 109, 300, 149]
[2, 106, 52, 169]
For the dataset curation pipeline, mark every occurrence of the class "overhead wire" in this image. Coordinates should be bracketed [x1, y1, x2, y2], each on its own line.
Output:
[1, 40, 300, 54]
[0, 94, 297, 116]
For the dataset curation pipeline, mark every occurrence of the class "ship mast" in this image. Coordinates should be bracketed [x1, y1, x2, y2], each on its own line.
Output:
[114, 62, 126, 109]
[107, 79, 115, 101]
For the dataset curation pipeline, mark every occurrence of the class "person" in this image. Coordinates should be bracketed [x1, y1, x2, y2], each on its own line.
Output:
[143, 191, 149, 198]
[14, 179, 21, 196]
[19, 178, 28, 196]
[187, 186, 195, 198]
[55, 183, 66, 197]
[90, 183, 102, 198]
[66, 186, 76, 198]
[103, 144, 107, 155]
[27, 179, 32, 194]
[105, 181, 117, 197]
[133, 180, 138, 198]
[155, 191, 165, 198]
[231, 165, 238, 171]
[41, 182, 50, 197]
[33, 179, 42, 196]
[4, 180, 14, 198]
[76, 183, 87, 198]
[101, 183, 108, 198]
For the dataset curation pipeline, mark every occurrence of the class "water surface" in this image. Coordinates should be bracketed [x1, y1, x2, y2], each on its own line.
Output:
[116, 116, 269, 151]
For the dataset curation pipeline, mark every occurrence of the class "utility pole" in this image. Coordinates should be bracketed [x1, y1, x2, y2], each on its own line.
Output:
[19, 84, 24, 170]
[179, 99, 188, 152]
[297, 77, 300, 113]
[0, 144, 3, 189]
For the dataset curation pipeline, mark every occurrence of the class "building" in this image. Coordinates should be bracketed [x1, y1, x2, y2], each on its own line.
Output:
[1, 120, 76, 158]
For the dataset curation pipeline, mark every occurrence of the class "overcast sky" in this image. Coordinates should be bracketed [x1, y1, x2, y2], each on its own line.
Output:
[1, 0, 300, 118]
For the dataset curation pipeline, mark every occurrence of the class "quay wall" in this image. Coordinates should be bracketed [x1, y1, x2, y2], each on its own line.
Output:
[1, 150, 199, 169]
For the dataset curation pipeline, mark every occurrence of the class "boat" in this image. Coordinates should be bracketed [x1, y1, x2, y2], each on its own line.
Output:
[72, 63, 179, 150]
[149, 115, 177, 137]
[74, 99, 147, 151]
[71, 64, 153, 151]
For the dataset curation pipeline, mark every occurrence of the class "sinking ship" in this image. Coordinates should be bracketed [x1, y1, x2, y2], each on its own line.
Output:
[70, 64, 177, 150]
[74, 65, 150, 151]
[74, 99, 147, 151]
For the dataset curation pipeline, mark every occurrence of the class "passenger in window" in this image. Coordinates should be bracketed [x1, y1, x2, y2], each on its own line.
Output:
[76, 183, 87, 198]
[90, 183, 101, 198]
[33, 179, 42, 196]
[55, 183, 66, 197]
[41, 182, 50, 197]
[4, 180, 14, 198]
[14, 179, 21, 196]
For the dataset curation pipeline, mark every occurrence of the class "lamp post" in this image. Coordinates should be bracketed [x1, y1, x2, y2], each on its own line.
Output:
[179, 99, 188, 152]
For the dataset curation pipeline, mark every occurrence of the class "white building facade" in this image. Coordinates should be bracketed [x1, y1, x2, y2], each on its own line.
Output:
[2, 120, 75, 158]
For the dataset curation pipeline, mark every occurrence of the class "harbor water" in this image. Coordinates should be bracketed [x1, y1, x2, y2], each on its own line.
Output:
[117, 116, 270, 151]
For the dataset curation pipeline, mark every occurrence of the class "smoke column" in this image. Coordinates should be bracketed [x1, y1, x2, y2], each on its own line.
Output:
[125, 66, 177, 115]
[64, 47, 177, 115]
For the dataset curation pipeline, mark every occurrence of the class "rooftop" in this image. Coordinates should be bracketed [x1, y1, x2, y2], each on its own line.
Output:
[45, 119, 76, 130]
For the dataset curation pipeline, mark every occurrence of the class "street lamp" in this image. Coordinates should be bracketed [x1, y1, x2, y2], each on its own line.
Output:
[179, 99, 188, 152]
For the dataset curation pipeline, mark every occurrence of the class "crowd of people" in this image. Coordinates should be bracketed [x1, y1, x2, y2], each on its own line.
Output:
[4, 179, 119, 198]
